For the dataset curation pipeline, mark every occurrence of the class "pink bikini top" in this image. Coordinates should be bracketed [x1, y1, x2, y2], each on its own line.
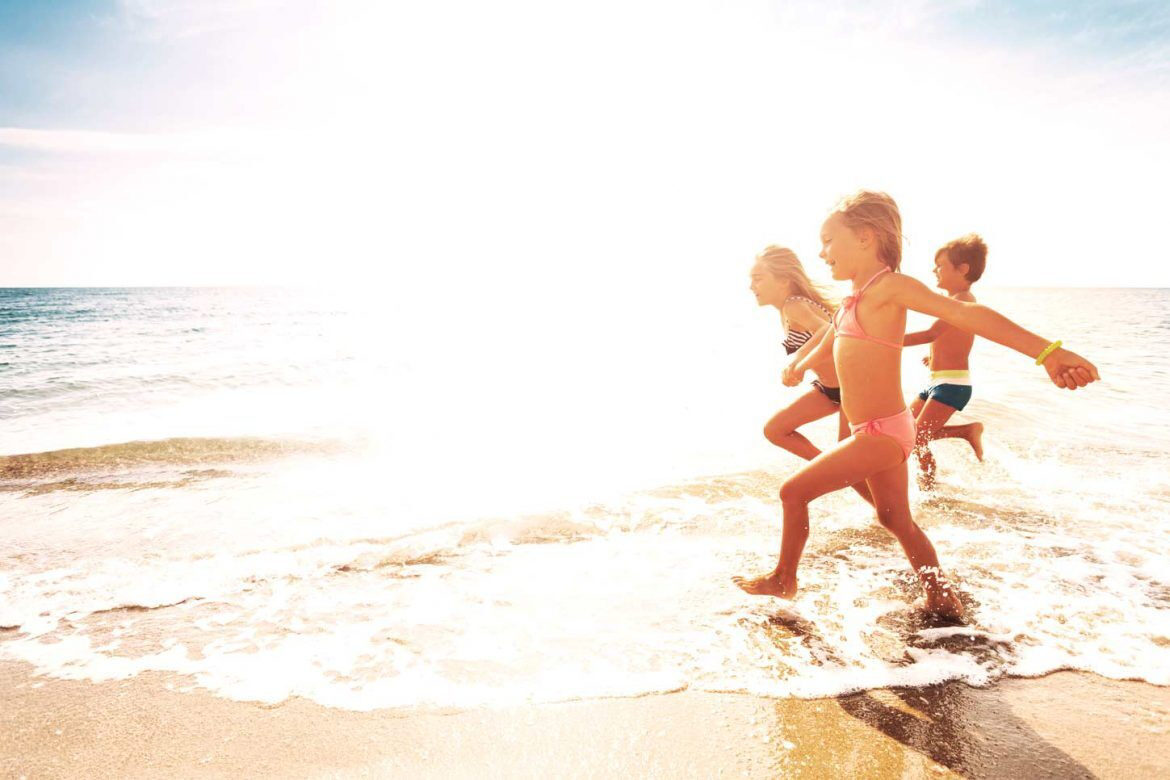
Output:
[833, 267, 903, 350]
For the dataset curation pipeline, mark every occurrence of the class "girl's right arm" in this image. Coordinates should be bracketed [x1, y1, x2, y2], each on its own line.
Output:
[887, 275, 1100, 389]
[784, 324, 834, 386]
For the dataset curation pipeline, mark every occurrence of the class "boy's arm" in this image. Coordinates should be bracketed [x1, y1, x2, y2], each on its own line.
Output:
[904, 320, 945, 346]
[887, 275, 1100, 389]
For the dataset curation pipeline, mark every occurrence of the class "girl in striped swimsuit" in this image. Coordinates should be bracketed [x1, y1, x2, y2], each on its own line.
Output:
[736, 191, 1099, 618]
[750, 247, 874, 505]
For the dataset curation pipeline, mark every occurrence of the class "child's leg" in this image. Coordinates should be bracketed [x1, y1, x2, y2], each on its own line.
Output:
[912, 399, 958, 488]
[934, 422, 985, 462]
[763, 388, 838, 460]
[837, 411, 875, 505]
[864, 462, 964, 618]
[734, 433, 903, 598]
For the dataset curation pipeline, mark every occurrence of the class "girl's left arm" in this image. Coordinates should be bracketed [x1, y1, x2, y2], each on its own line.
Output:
[887, 275, 1100, 389]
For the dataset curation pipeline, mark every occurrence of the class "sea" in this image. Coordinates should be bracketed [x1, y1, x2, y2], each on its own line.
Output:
[1, 285, 1167, 710]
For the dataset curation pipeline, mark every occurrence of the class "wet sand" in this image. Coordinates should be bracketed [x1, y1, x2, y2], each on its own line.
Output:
[1, 661, 1167, 778]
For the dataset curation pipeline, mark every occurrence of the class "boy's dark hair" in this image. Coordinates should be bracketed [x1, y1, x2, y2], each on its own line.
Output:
[937, 233, 987, 282]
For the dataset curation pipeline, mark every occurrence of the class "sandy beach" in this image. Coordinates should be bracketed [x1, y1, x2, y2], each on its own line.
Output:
[2, 661, 1166, 779]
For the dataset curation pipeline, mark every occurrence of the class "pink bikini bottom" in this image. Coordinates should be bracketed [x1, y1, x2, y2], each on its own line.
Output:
[850, 407, 916, 462]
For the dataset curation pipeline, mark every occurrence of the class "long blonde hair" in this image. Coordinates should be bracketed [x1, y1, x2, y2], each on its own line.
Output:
[832, 190, 903, 271]
[755, 245, 835, 312]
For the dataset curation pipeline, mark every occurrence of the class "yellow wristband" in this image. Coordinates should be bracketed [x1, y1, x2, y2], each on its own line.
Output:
[1035, 340, 1062, 366]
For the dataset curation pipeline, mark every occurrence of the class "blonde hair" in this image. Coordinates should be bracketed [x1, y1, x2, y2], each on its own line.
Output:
[833, 190, 903, 271]
[754, 245, 835, 311]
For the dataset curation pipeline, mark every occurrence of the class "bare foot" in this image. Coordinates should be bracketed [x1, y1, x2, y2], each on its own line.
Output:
[918, 568, 964, 619]
[733, 572, 798, 598]
[966, 422, 984, 462]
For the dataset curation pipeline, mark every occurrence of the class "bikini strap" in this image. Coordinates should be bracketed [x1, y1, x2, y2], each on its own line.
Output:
[783, 295, 831, 315]
[856, 267, 891, 297]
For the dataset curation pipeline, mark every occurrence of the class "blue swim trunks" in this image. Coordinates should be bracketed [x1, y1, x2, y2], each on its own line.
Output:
[918, 370, 973, 411]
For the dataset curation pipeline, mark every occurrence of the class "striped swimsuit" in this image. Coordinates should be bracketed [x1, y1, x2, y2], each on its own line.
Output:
[781, 296, 832, 355]
[782, 296, 841, 404]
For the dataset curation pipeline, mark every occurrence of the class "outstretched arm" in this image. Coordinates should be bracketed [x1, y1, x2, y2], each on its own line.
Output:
[888, 275, 1100, 389]
[904, 320, 944, 346]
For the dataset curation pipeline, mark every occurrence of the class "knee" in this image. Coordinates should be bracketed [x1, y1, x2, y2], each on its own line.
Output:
[763, 422, 790, 446]
[874, 506, 911, 533]
[778, 478, 811, 506]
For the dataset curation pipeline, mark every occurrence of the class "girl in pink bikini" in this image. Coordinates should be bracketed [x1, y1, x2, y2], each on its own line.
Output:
[734, 191, 1099, 617]
[750, 247, 873, 505]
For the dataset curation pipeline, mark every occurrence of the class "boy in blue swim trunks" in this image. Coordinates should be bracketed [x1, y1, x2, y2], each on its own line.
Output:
[904, 234, 987, 488]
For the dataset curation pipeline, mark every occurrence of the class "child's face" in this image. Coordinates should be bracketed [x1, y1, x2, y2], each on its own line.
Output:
[749, 263, 789, 306]
[933, 251, 968, 292]
[819, 214, 865, 281]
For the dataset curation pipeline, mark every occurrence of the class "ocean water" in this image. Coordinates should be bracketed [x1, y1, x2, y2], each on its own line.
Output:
[1, 285, 1168, 710]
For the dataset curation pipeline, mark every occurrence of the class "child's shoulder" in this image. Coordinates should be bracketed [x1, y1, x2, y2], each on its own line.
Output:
[783, 295, 828, 311]
[781, 296, 831, 325]
[880, 270, 921, 294]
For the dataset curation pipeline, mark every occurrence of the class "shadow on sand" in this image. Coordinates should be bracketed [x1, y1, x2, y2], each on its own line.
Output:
[836, 682, 1095, 779]
[764, 608, 1095, 779]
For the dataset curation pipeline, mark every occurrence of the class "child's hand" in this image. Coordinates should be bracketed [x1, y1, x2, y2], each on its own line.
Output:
[921, 355, 929, 367]
[782, 363, 805, 387]
[1042, 348, 1100, 390]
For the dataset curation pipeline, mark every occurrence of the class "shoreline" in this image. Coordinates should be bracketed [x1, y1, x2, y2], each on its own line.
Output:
[2, 661, 1167, 778]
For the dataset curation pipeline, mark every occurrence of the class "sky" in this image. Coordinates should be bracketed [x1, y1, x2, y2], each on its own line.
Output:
[1, 0, 1169, 289]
